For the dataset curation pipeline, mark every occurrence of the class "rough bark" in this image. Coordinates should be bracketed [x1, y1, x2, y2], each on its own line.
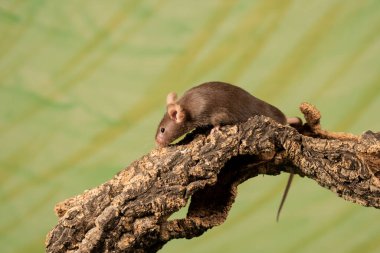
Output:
[45, 103, 380, 253]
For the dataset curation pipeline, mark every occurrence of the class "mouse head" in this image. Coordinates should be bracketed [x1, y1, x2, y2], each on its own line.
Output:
[155, 92, 189, 147]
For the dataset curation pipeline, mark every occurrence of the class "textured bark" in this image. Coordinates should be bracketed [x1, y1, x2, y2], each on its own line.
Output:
[45, 103, 380, 253]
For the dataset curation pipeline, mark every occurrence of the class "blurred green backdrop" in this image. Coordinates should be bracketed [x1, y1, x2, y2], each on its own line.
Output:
[1, 0, 379, 252]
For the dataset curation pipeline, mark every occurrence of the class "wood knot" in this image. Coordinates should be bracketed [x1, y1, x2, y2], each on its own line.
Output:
[299, 102, 321, 127]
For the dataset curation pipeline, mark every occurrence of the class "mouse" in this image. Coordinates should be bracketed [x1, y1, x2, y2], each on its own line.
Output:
[155, 81, 302, 221]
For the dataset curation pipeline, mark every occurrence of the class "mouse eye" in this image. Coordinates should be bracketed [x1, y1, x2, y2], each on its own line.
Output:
[160, 127, 165, 133]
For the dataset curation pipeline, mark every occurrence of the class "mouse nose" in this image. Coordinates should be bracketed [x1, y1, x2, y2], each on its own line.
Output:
[155, 135, 166, 148]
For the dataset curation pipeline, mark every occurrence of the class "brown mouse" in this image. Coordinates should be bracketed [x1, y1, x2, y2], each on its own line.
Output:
[155, 81, 301, 221]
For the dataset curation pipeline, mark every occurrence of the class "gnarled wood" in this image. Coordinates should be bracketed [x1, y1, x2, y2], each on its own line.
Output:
[46, 103, 380, 253]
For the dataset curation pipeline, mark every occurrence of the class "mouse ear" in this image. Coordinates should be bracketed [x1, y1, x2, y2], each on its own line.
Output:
[166, 92, 177, 105]
[167, 104, 185, 123]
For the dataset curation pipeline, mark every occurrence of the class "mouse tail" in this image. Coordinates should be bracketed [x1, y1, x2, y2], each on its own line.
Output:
[276, 173, 294, 222]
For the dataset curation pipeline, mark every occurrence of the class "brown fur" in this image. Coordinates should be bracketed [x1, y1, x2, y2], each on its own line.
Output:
[155, 81, 288, 147]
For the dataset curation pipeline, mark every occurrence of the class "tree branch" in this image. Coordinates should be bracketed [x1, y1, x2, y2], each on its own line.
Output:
[45, 103, 380, 253]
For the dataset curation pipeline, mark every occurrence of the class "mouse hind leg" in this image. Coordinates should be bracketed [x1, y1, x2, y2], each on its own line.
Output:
[210, 112, 232, 134]
[210, 110, 232, 128]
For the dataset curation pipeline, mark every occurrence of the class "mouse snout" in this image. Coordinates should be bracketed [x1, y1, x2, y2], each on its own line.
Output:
[155, 135, 167, 148]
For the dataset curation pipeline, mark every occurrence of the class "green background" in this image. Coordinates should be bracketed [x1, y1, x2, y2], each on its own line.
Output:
[1, 0, 379, 252]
